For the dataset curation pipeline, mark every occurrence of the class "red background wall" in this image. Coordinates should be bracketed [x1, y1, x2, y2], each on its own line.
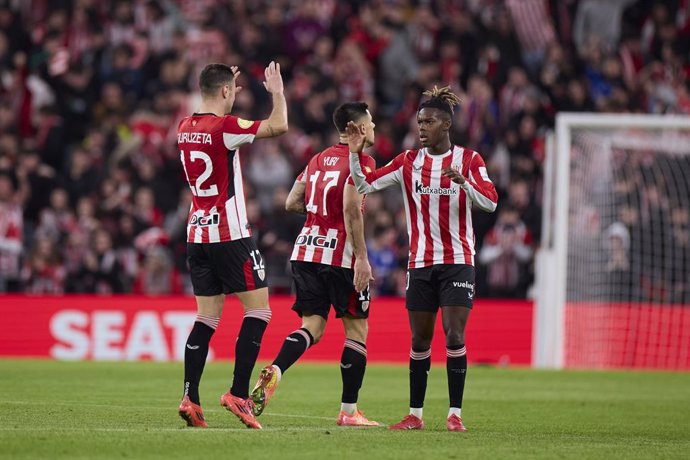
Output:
[565, 302, 690, 369]
[0, 295, 533, 365]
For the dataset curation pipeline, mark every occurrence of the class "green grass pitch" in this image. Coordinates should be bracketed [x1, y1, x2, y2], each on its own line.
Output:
[0, 360, 688, 459]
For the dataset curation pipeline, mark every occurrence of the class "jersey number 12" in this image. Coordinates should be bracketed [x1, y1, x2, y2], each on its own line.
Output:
[180, 150, 219, 197]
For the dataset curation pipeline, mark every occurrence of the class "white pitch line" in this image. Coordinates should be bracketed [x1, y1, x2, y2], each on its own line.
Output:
[0, 400, 349, 423]
[0, 425, 381, 433]
[263, 412, 335, 421]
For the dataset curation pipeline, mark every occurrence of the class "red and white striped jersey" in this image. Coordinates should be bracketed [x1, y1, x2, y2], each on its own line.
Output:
[178, 113, 261, 243]
[350, 145, 498, 268]
[290, 144, 376, 268]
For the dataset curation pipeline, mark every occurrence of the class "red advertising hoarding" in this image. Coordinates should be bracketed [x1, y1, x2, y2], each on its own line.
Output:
[0, 296, 533, 365]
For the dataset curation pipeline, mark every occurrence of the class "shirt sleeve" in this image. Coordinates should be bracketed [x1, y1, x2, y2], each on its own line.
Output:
[461, 151, 498, 212]
[296, 165, 307, 183]
[349, 152, 405, 194]
[346, 155, 376, 186]
[222, 115, 262, 150]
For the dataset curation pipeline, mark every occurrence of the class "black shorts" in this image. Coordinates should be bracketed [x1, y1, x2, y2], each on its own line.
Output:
[187, 238, 268, 296]
[405, 264, 475, 311]
[291, 261, 370, 320]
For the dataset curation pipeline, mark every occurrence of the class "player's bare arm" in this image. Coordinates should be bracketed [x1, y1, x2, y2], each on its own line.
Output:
[285, 179, 306, 214]
[344, 183, 373, 293]
[256, 61, 288, 139]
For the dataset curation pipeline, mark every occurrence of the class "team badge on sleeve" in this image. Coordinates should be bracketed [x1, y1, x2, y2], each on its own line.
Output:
[237, 118, 254, 129]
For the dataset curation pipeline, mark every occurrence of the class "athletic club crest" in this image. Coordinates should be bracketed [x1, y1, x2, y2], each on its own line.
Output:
[450, 163, 461, 172]
[257, 269, 265, 281]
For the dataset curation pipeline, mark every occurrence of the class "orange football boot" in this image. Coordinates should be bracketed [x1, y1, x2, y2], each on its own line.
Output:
[337, 409, 380, 426]
[220, 392, 262, 429]
[388, 414, 424, 430]
[251, 365, 279, 416]
[447, 414, 468, 432]
[178, 395, 208, 428]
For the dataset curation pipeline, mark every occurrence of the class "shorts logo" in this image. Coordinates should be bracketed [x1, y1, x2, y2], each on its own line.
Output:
[406, 271, 410, 290]
[362, 301, 370, 312]
[257, 269, 265, 281]
[237, 118, 254, 129]
[190, 213, 220, 227]
[452, 281, 474, 289]
[468, 291, 474, 299]
[295, 234, 338, 249]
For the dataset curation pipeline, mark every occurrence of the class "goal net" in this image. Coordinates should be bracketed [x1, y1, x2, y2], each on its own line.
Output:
[534, 113, 690, 369]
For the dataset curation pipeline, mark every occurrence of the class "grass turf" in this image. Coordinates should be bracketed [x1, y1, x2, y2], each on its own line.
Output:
[0, 360, 688, 459]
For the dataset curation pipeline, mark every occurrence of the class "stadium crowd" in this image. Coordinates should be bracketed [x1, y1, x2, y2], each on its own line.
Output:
[0, 0, 689, 297]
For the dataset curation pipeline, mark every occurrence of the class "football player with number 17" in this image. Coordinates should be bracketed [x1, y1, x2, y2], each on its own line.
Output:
[347, 86, 498, 432]
[176, 62, 287, 429]
[251, 102, 379, 427]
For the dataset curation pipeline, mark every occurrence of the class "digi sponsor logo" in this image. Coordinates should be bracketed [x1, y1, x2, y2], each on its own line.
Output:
[414, 180, 458, 196]
[189, 213, 220, 227]
[295, 234, 338, 250]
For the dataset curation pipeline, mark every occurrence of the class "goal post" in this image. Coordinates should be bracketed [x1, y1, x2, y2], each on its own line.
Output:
[534, 113, 690, 369]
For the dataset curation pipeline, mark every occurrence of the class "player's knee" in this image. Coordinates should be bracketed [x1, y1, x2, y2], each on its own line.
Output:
[243, 306, 272, 324]
[344, 319, 368, 344]
[445, 329, 465, 346]
[301, 316, 326, 344]
[309, 327, 325, 344]
[411, 333, 433, 351]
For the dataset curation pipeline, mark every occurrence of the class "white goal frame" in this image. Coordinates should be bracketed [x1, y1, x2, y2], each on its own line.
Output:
[533, 113, 690, 369]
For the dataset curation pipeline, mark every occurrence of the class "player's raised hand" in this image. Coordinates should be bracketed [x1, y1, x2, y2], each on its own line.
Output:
[262, 61, 284, 94]
[442, 167, 466, 185]
[353, 257, 374, 293]
[346, 121, 366, 154]
[231, 65, 242, 93]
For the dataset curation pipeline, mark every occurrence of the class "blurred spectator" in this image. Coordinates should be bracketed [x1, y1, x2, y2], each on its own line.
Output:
[68, 229, 124, 294]
[0, 172, 22, 291]
[367, 225, 399, 296]
[573, 0, 637, 54]
[0, 0, 687, 299]
[505, 0, 556, 75]
[258, 187, 305, 293]
[21, 235, 65, 294]
[603, 222, 635, 301]
[479, 207, 533, 297]
[133, 245, 182, 295]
